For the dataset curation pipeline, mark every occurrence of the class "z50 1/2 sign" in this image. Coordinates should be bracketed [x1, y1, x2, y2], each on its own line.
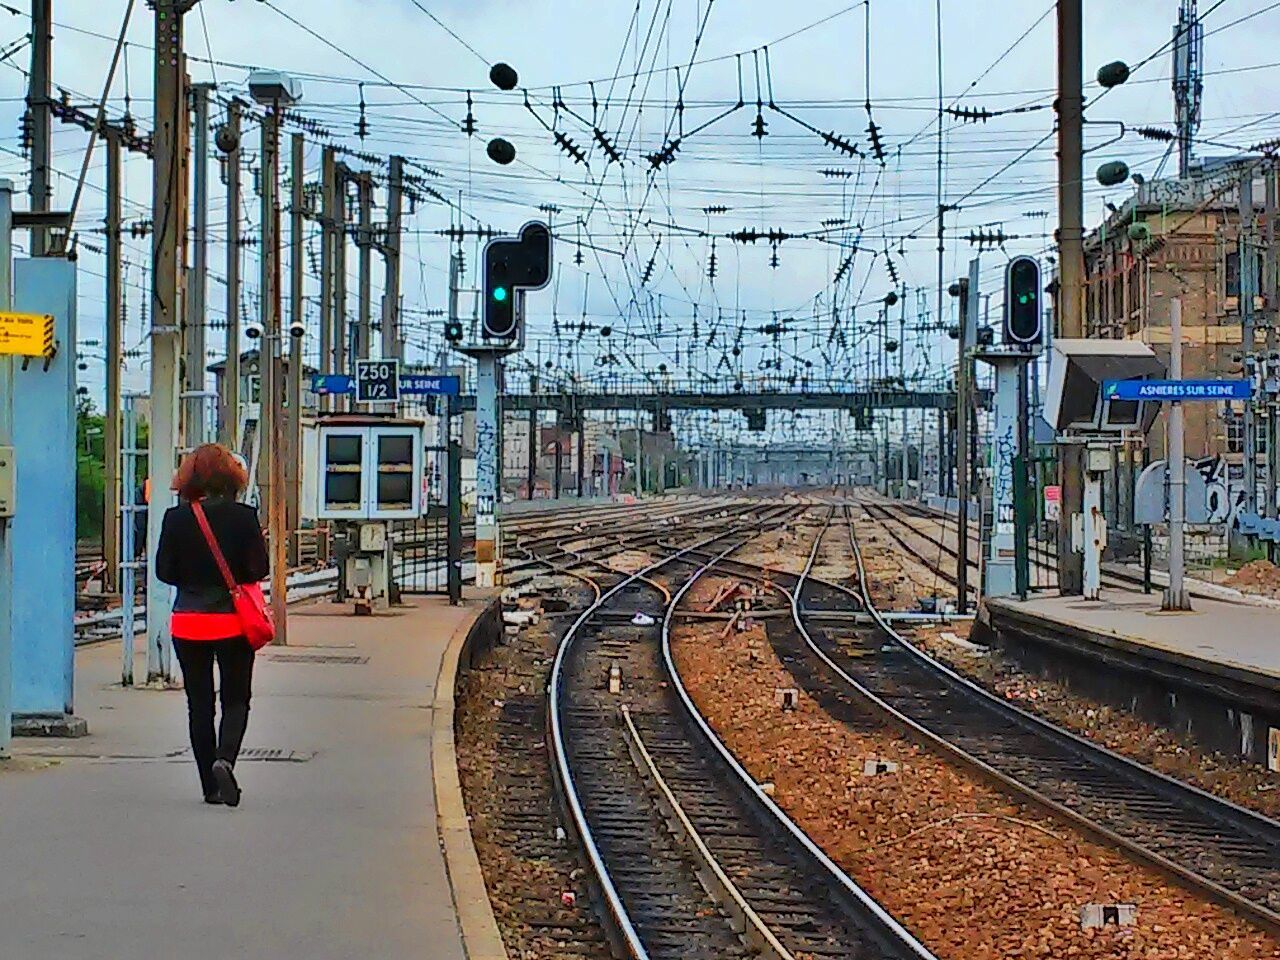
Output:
[355, 359, 400, 402]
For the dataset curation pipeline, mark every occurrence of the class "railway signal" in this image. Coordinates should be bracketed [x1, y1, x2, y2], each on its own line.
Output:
[1003, 255, 1042, 346]
[482, 221, 553, 341]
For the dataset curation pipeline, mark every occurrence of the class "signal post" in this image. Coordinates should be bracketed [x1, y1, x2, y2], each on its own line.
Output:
[456, 222, 552, 587]
[975, 256, 1042, 599]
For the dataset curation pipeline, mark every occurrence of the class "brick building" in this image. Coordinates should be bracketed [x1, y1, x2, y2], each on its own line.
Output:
[1082, 161, 1274, 463]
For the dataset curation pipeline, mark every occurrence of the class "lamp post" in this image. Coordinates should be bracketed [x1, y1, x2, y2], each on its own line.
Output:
[249, 70, 302, 643]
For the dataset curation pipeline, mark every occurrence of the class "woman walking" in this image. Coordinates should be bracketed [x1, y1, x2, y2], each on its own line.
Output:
[156, 444, 269, 807]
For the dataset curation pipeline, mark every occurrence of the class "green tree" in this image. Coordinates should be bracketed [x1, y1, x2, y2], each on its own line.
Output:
[76, 394, 106, 544]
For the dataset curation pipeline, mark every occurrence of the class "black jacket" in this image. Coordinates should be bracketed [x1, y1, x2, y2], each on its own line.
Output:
[155, 499, 270, 614]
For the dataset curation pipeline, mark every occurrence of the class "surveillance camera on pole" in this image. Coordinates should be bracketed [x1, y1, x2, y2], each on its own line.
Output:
[247, 70, 303, 107]
[288, 318, 305, 338]
[245, 319, 264, 340]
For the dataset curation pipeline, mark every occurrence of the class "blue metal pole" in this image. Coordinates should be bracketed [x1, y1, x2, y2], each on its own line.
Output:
[0, 179, 13, 755]
[11, 256, 78, 723]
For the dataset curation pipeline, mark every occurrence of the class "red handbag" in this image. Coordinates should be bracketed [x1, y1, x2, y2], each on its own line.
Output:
[191, 500, 276, 650]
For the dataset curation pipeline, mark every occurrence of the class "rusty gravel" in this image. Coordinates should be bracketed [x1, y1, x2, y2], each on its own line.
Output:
[911, 624, 1280, 823]
[456, 585, 612, 959]
[673, 578, 1280, 960]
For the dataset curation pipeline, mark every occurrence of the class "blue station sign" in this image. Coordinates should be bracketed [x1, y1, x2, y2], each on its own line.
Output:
[400, 375, 461, 396]
[310, 373, 461, 397]
[311, 373, 354, 395]
[1102, 379, 1253, 402]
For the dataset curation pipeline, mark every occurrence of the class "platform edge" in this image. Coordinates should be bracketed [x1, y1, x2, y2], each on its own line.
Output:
[432, 593, 508, 960]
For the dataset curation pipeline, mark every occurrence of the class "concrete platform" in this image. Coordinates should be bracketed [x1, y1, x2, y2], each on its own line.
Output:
[985, 588, 1280, 767]
[0, 594, 497, 960]
[986, 590, 1280, 694]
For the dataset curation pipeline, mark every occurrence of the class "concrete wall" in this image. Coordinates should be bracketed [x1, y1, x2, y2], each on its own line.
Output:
[1149, 524, 1228, 563]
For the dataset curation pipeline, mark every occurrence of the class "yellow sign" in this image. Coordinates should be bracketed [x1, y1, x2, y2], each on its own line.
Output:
[0, 312, 54, 358]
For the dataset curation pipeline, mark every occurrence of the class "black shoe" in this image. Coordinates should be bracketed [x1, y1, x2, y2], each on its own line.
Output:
[212, 759, 241, 808]
[204, 791, 224, 805]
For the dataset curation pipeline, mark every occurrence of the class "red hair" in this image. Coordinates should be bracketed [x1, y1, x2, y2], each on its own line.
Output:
[172, 443, 249, 502]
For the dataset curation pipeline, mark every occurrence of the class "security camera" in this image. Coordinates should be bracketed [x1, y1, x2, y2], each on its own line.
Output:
[245, 320, 264, 340]
[247, 70, 303, 106]
[288, 319, 305, 338]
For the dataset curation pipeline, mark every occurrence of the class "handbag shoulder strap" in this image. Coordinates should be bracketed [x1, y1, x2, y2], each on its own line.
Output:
[190, 501, 238, 593]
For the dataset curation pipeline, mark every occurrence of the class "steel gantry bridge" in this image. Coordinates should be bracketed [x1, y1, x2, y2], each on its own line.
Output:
[453, 380, 977, 425]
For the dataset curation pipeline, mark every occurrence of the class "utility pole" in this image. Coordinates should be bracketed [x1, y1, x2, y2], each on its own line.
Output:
[1164, 298, 1191, 610]
[383, 155, 403, 361]
[318, 146, 336, 409]
[27, 0, 52, 257]
[219, 98, 241, 449]
[526, 409, 536, 499]
[899, 295, 908, 498]
[918, 407, 928, 502]
[577, 411, 586, 498]
[635, 414, 643, 497]
[333, 164, 348, 404]
[287, 132, 304, 560]
[1265, 162, 1278, 549]
[356, 171, 373, 362]
[147, 0, 195, 685]
[553, 423, 562, 499]
[1173, 0, 1204, 180]
[1056, 0, 1085, 594]
[1241, 169, 1258, 515]
[259, 103, 288, 643]
[185, 82, 213, 448]
[937, 409, 946, 496]
[103, 125, 123, 594]
[957, 260, 980, 612]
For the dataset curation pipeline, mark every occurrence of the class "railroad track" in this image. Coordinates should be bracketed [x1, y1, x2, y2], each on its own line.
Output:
[548, 504, 938, 959]
[490, 507, 786, 958]
[657, 503, 1280, 933]
[464, 522, 679, 958]
[859, 498, 1154, 596]
[778, 504, 1280, 935]
[449, 497, 777, 958]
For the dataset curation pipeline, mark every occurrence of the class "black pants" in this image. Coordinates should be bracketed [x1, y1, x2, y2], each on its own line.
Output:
[173, 638, 255, 797]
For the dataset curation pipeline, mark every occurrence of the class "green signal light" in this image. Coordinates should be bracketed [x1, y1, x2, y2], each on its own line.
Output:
[493, 286, 509, 303]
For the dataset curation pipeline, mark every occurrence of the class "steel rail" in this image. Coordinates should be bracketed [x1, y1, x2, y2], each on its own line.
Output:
[658, 538, 941, 960]
[792, 506, 1280, 937]
[618, 705, 796, 960]
[546, 510, 795, 959]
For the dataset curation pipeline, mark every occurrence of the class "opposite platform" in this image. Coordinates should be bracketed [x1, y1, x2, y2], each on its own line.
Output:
[985, 588, 1280, 768]
[986, 589, 1280, 693]
[0, 594, 496, 960]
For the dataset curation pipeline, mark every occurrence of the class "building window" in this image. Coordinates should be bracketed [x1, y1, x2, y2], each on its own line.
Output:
[1225, 404, 1243, 454]
[1224, 250, 1264, 300]
[1223, 403, 1267, 455]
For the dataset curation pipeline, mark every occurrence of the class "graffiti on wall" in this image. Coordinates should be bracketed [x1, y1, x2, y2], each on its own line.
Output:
[992, 422, 1017, 533]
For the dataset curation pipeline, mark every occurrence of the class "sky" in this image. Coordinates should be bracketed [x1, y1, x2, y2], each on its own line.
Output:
[2, 0, 1279, 447]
